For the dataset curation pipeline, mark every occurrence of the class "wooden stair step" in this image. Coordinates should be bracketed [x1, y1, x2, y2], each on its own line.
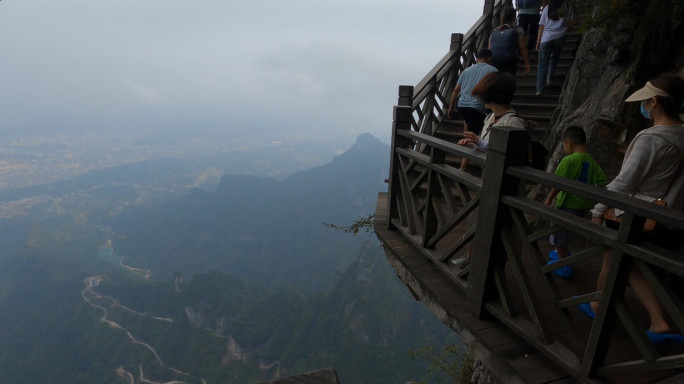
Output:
[516, 78, 567, 87]
[520, 67, 571, 78]
[515, 86, 563, 97]
[511, 102, 557, 109]
[513, 94, 562, 105]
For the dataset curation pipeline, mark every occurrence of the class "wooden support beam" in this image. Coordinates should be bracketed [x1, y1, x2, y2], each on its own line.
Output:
[468, 126, 529, 317]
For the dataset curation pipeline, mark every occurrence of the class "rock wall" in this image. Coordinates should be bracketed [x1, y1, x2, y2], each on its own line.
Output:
[546, 0, 684, 177]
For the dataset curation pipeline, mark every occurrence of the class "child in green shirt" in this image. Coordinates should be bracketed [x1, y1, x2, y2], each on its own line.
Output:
[544, 126, 608, 278]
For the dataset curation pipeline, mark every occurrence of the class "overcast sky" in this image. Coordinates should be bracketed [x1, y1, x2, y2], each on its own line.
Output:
[0, 1, 482, 144]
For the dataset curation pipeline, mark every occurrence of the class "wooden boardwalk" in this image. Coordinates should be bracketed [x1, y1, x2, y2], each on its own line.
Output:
[375, 192, 684, 384]
[378, 1, 684, 381]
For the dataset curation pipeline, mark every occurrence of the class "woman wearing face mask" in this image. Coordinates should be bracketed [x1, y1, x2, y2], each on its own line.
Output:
[580, 73, 684, 344]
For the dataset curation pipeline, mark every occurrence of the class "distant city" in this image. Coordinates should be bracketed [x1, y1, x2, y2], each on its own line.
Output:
[0, 131, 262, 192]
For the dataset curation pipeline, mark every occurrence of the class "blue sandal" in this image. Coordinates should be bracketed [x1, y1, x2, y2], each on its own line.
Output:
[574, 296, 596, 319]
[548, 250, 558, 261]
[547, 259, 573, 278]
[646, 331, 684, 346]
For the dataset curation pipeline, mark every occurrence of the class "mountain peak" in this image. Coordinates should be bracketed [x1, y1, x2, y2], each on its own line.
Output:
[351, 133, 383, 150]
[332, 133, 388, 166]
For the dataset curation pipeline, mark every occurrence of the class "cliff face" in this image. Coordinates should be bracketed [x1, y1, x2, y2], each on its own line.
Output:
[547, 0, 684, 177]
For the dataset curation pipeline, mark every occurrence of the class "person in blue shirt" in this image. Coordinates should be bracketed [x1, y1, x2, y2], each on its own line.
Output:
[446, 48, 498, 136]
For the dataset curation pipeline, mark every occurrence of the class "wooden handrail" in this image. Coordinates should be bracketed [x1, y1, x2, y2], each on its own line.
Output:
[395, 129, 486, 166]
[412, 2, 496, 100]
[381, 122, 684, 381]
[382, 1, 684, 380]
[507, 166, 684, 229]
[393, 0, 505, 136]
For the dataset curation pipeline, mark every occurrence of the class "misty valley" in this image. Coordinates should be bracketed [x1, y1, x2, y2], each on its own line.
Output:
[0, 134, 458, 383]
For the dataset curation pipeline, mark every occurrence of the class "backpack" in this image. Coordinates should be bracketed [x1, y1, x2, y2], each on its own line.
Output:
[516, 0, 539, 9]
[489, 27, 518, 63]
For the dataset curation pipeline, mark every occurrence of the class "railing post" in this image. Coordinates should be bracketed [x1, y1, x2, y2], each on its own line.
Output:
[443, 34, 465, 118]
[450, 33, 464, 51]
[581, 215, 644, 377]
[483, 0, 494, 15]
[489, 0, 500, 30]
[467, 126, 529, 317]
[421, 77, 438, 136]
[398, 85, 414, 107]
[387, 104, 414, 230]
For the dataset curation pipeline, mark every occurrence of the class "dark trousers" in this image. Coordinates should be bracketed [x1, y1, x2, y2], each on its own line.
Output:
[457, 107, 486, 135]
[518, 13, 541, 53]
[492, 58, 519, 76]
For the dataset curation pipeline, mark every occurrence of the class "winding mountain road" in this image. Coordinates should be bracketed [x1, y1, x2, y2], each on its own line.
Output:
[83, 276, 206, 384]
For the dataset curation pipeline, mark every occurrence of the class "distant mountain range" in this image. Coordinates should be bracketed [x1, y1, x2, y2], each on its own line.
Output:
[109, 133, 390, 292]
[0, 133, 458, 383]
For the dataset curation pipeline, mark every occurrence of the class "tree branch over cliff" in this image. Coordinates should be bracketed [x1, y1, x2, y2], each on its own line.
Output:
[323, 213, 375, 235]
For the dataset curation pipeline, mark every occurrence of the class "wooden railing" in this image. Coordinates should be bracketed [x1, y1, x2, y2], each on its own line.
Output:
[383, 121, 684, 381]
[386, 0, 506, 290]
[383, 1, 684, 379]
[397, 0, 506, 136]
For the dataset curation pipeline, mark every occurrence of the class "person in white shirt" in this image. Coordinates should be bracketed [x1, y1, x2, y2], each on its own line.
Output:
[535, 0, 573, 95]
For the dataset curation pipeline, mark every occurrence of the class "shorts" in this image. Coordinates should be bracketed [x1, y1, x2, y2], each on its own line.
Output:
[457, 107, 486, 135]
[550, 207, 585, 248]
[492, 58, 519, 76]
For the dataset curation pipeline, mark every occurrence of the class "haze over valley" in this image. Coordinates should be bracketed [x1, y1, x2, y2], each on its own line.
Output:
[0, 134, 459, 383]
[0, 0, 484, 382]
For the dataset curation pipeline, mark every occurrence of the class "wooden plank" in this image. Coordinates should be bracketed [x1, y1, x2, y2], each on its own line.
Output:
[468, 127, 530, 316]
[397, 156, 421, 234]
[506, 166, 684, 230]
[440, 225, 476, 262]
[394, 146, 483, 191]
[485, 302, 584, 376]
[427, 195, 478, 248]
[596, 354, 684, 376]
[438, 173, 459, 218]
[508, 208, 579, 351]
[539, 245, 610, 275]
[475, 325, 522, 347]
[422, 148, 445, 247]
[503, 196, 617, 243]
[528, 224, 561, 243]
[633, 260, 684, 336]
[397, 129, 486, 167]
[613, 298, 658, 362]
[581, 214, 641, 377]
[627, 242, 684, 282]
[509, 357, 574, 384]
[558, 293, 603, 309]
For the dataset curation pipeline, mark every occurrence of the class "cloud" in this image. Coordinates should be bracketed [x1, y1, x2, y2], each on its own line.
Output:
[0, 0, 484, 140]
[121, 77, 163, 104]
